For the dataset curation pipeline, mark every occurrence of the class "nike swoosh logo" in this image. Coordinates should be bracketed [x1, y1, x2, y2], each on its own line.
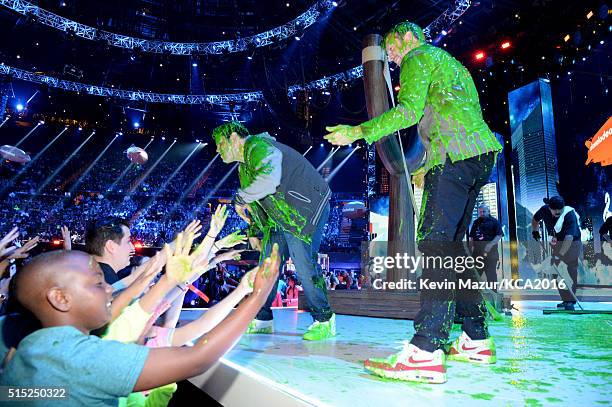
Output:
[462, 344, 479, 351]
[408, 356, 434, 364]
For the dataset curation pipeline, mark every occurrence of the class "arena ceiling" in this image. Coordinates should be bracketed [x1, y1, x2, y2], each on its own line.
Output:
[0, 0, 607, 143]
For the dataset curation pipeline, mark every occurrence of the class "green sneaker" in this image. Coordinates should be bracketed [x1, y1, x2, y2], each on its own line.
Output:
[246, 319, 274, 334]
[303, 314, 336, 341]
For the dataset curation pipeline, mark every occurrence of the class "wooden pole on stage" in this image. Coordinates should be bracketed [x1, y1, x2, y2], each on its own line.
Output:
[362, 34, 415, 284]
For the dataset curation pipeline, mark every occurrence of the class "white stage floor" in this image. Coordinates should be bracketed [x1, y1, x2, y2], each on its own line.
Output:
[181, 301, 612, 407]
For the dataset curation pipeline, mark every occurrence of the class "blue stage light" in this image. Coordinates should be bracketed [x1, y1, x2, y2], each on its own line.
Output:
[133, 122, 140, 128]
[16, 103, 24, 112]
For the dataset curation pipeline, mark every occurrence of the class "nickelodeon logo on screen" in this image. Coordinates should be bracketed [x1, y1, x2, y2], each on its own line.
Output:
[585, 117, 612, 166]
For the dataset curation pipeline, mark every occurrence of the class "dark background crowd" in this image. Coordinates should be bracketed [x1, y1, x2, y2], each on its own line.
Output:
[0, 134, 366, 306]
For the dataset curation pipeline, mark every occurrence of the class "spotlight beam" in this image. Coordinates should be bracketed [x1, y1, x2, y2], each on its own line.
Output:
[127, 139, 176, 196]
[166, 153, 219, 220]
[0, 117, 9, 129]
[14, 122, 42, 148]
[108, 163, 134, 192]
[132, 142, 203, 221]
[191, 163, 238, 219]
[107, 138, 155, 192]
[33, 130, 96, 198]
[325, 145, 361, 182]
[302, 146, 313, 156]
[26, 90, 39, 105]
[316, 146, 340, 171]
[143, 139, 157, 150]
[151, 142, 203, 197]
[67, 134, 119, 195]
[1, 127, 68, 195]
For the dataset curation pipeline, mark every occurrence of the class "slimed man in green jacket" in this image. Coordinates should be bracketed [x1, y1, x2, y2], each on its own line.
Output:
[213, 122, 336, 341]
[325, 22, 503, 383]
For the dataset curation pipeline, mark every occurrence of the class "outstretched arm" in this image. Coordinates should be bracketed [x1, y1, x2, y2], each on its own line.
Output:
[133, 245, 280, 391]
[325, 51, 433, 146]
[171, 268, 256, 346]
[110, 250, 166, 320]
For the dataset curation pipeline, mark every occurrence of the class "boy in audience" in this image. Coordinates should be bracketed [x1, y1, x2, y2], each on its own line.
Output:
[0, 242, 280, 405]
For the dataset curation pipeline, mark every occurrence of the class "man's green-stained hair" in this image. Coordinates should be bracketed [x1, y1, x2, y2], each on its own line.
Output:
[212, 121, 250, 146]
[382, 21, 426, 49]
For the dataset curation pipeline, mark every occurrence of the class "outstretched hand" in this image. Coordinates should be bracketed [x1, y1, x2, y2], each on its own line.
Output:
[324, 124, 362, 146]
[213, 249, 244, 264]
[237, 266, 258, 294]
[209, 205, 229, 237]
[183, 220, 203, 240]
[134, 250, 166, 281]
[169, 220, 202, 252]
[164, 232, 197, 283]
[61, 226, 72, 251]
[0, 227, 19, 258]
[6, 236, 40, 260]
[252, 243, 281, 297]
[215, 231, 248, 250]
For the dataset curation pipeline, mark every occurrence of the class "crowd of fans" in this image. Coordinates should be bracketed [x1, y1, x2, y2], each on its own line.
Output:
[0, 201, 284, 405]
[0, 143, 365, 312]
[0, 130, 374, 406]
[0, 144, 361, 252]
[0, 191, 356, 251]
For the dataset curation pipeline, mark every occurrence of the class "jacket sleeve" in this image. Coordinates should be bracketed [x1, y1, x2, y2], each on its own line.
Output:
[360, 50, 433, 144]
[237, 140, 283, 203]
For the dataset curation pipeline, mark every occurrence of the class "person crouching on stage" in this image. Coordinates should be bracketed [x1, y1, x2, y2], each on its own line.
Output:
[531, 196, 582, 311]
[325, 21, 502, 383]
[212, 122, 336, 340]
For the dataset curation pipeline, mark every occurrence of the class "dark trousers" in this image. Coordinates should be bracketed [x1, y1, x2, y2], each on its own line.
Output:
[256, 204, 333, 322]
[474, 244, 499, 291]
[411, 153, 495, 352]
[556, 242, 582, 302]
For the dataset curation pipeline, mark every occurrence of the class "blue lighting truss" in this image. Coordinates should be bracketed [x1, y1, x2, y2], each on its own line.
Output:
[0, 1, 470, 104]
[289, 0, 471, 94]
[0, 64, 263, 105]
[0, 0, 336, 55]
[288, 66, 364, 96]
[422, 0, 471, 41]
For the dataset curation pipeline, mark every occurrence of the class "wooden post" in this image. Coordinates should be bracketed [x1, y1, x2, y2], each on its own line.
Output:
[362, 34, 415, 284]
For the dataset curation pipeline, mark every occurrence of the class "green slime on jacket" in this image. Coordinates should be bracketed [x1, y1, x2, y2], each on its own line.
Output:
[238, 135, 312, 245]
[360, 43, 503, 174]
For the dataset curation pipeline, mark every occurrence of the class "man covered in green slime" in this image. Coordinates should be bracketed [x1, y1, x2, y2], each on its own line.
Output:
[213, 122, 336, 341]
[325, 22, 502, 383]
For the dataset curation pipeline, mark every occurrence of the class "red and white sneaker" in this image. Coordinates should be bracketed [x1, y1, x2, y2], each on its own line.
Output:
[364, 342, 447, 384]
[448, 331, 496, 364]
